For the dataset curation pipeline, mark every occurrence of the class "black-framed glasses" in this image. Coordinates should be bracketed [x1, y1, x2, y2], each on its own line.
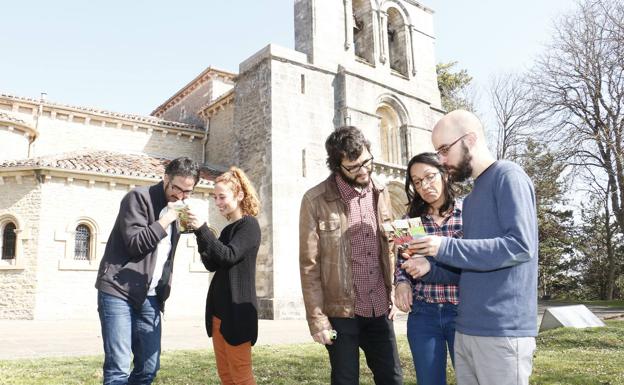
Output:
[436, 133, 470, 156]
[341, 156, 374, 174]
[412, 172, 440, 190]
[170, 183, 194, 197]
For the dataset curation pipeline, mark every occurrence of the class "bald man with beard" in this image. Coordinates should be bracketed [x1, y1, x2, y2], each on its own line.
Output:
[400, 110, 538, 385]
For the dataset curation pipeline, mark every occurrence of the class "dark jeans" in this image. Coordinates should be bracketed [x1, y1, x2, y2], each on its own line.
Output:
[326, 315, 403, 385]
[97, 291, 162, 385]
[406, 301, 457, 385]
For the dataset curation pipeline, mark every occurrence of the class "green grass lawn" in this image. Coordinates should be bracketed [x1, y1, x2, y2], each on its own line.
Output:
[542, 299, 624, 308]
[1, 321, 623, 385]
[582, 300, 624, 308]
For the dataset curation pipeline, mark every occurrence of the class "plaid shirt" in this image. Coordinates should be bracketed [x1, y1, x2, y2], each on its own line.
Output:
[395, 200, 463, 305]
[336, 174, 389, 317]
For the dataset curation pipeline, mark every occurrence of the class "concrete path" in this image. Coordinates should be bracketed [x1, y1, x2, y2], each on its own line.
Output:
[1, 302, 622, 360]
[0, 316, 407, 360]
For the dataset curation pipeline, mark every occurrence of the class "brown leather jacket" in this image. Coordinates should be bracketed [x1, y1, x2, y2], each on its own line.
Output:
[299, 174, 395, 335]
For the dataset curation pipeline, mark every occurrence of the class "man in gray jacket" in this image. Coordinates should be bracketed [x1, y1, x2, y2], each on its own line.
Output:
[95, 157, 200, 385]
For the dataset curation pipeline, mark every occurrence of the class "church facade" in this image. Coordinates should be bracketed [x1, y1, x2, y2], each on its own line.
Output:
[0, 0, 442, 320]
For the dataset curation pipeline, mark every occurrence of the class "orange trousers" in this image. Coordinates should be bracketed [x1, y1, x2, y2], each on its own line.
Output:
[212, 316, 257, 385]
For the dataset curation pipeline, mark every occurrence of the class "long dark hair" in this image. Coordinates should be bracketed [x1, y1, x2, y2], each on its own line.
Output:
[405, 152, 456, 218]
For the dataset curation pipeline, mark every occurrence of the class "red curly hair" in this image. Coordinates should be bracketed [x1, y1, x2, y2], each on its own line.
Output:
[215, 166, 260, 217]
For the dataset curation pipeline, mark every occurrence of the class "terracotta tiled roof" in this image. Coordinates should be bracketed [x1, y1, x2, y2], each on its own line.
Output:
[1, 93, 203, 131]
[0, 151, 220, 184]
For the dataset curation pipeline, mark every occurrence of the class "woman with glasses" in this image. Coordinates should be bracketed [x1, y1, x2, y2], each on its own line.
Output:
[394, 152, 462, 385]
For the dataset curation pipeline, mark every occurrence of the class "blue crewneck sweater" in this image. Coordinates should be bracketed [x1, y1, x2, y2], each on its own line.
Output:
[432, 160, 538, 337]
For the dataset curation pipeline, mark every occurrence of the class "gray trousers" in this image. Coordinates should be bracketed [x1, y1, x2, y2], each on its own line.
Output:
[454, 331, 536, 385]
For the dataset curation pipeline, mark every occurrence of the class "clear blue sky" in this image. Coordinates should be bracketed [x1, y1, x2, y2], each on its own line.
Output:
[0, 0, 575, 116]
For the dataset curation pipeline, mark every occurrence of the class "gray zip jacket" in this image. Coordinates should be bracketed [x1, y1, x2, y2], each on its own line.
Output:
[95, 181, 180, 311]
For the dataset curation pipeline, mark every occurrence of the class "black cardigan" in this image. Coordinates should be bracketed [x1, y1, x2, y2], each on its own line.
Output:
[195, 215, 261, 346]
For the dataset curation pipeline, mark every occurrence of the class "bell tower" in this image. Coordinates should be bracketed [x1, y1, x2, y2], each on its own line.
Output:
[294, 0, 437, 81]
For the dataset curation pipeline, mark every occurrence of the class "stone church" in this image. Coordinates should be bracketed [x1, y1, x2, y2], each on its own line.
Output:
[0, 0, 442, 320]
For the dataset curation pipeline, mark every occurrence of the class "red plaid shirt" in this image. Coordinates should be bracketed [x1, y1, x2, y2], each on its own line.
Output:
[336, 174, 389, 317]
[395, 200, 462, 305]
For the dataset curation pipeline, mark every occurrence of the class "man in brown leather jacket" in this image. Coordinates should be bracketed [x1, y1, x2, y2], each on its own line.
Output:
[299, 126, 403, 385]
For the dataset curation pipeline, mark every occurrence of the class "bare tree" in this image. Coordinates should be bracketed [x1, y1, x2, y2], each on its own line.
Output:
[578, 166, 620, 299]
[530, 0, 624, 235]
[489, 73, 541, 160]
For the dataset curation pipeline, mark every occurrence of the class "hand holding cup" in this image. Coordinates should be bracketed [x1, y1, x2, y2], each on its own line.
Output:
[172, 200, 193, 233]
[186, 206, 207, 231]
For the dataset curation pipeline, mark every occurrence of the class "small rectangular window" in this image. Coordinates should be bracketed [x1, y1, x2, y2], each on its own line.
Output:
[301, 74, 305, 94]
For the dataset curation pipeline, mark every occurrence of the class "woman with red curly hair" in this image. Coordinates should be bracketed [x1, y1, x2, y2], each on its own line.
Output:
[187, 166, 261, 385]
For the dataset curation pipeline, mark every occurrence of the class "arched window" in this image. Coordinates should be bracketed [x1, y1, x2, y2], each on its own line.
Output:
[74, 224, 91, 261]
[387, 8, 408, 76]
[352, 0, 374, 64]
[377, 104, 410, 165]
[1, 222, 17, 260]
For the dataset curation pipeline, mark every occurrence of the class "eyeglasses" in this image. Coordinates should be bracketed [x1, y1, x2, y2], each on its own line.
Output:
[436, 133, 470, 156]
[341, 156, 374, 174]
[170, 183, 194, 197]
[412, 172, 440, 190]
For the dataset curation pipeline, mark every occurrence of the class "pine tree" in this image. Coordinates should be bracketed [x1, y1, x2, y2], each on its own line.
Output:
[519, 139, 577, 299]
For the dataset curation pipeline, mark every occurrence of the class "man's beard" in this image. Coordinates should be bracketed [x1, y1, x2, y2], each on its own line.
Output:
[338, 168, 371, 188]
[448, 143, 473, 183]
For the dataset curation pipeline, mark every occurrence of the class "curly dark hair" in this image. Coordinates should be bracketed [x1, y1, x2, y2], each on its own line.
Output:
[165, 157, 201, 185]
[325, 126, 372, 172]
[405, 152, 456, 218]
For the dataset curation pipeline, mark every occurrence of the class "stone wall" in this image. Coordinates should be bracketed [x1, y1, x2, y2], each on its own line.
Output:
[0, 175, 40, 319]
[341, 70, 440, 157]
[0, 171, 223, 320]
[0, 97, 204, 163]
[29, 115, 202, 162]
[159, 77, 234, 127]
[33, 178, 128, 319]
[37, 178, 222, 320]
[293, 0, 442, 112]
[269, 58, 339, 320]
[205, 103, 237, 167]
[0, 127, 30, 160]
[159, 82, 211, 127]
[234, 53, 275, 319]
